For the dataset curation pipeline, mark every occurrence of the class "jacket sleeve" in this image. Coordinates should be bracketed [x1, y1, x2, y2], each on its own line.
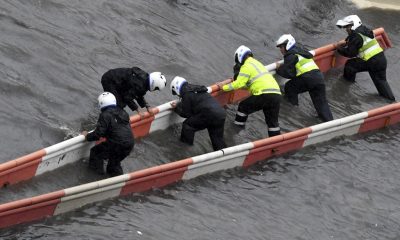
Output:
[126, 100, 138, 112]
[337, 34, 363, 58]
[86, 114, 109, 141]
[174, 99, 191, 118]
[122, 91, 139, 111]
[300, 50, 314, 59]
[123, 89, 148, 111]
[223, 64, 251, 91]
[136, 95, 149, 108]
[276, 54, 298, 79]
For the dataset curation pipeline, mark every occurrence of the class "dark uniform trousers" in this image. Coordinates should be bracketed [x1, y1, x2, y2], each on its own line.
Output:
[343, 52, 395, 101]
[284, 71, 333, 122]
[89, 141, 134, 176]
[181, 113, 226, 151]
[235, 93, 281, 137]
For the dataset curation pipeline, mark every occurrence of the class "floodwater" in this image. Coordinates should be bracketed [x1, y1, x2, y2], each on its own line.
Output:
[1, 0, 400, 239]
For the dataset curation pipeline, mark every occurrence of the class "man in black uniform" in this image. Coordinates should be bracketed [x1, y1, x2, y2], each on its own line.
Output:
[82, 92, 134, 177]
[170, 76, 226, 151]
[275, 34, 334, 122]
[335, 15, 395, 101]
[101, 67, 167, 114]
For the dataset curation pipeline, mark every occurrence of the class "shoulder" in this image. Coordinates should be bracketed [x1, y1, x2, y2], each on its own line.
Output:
[100, 108, 115, 119]
[283, 52, 298, 62]
[350, 31, 362, 39]
[284, 51, 296, 57]
[116, 107, 130, 120]
[239, 62, 252, 73]
[132, 67, 149, 78]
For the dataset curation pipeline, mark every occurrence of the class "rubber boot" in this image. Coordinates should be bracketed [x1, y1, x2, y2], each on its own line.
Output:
[106, 163, 123, 177]
[375, 81, 395, 101]
[268, 130, 281, 137]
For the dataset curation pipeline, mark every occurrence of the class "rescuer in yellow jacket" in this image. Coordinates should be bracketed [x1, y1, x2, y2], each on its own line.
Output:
[220, 45, 282, 137]
[275, 34, 333, 122]
[335, 15, 395, 101]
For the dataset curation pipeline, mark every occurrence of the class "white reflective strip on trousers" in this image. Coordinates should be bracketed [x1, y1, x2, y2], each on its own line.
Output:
[268, 127, 280, 131]
[236, 111, 247, 117]
[234, 121, 245, 125]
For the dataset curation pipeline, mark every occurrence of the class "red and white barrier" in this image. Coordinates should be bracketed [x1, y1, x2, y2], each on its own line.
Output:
[0, 28, 392, 188]
[1, 102, 399, 229]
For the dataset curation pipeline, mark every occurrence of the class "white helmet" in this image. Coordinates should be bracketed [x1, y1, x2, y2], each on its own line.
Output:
[234, 45, 252, 63]
[170, 76, 187, 96]
[336, 15, 362, 30]
[149, 72, 167, 91]
[98, 92, 116, 109]
[276, 34, 296, 50]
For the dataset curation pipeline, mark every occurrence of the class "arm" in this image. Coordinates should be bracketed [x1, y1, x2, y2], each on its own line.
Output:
[276, 54, 298, 79]
[86, 114, 109, 141]
[173, 101, 185, 117]
[173, 98, 191, 118]
[125, 97, 139, 112]
[135, 94, 154, 115]
[222, 64, 251, 92]
[136, 95, 150, 108]
[123, 89, 143, 112]
[337, 34, 363, 58]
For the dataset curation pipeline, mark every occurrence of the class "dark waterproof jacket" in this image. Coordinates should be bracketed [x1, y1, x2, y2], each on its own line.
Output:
[337, 25, 375, 58]
[276, 45, 324, 86]
[174, 83, 225, 120]
[101, 67, 150, 111]
[87, 106, 134, 146]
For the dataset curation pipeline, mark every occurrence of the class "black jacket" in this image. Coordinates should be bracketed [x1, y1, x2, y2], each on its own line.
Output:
[87, 106, 134, 146]
[101, 67, 150, 111]
[276, 45, 317, 79]
[337, 25, 375, 58]
[174, 83, 225, 120]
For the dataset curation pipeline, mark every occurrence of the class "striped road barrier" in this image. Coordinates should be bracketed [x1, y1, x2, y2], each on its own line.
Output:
[1, 102, 399, 229]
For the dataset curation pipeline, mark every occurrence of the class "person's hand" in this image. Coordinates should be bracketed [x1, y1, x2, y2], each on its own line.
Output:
[81, 131, 88, 139]
[170, 101, 177, 108]
[275, 61, 281, 69]
[216, 82, 224, 90]
[136, 110, 145, 119]
[334, 41, 344, 49]
[146, 106, 154, 116]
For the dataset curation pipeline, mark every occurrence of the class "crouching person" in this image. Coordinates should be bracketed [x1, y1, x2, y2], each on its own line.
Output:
[82, 92, 134, 177]
[170, 76, 227, 151]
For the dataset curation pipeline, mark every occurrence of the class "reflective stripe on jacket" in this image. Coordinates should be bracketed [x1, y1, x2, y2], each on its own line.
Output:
[223, 57, 281, 96]
[358, 33, 383, 61]
[295, 54, 319, 77]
